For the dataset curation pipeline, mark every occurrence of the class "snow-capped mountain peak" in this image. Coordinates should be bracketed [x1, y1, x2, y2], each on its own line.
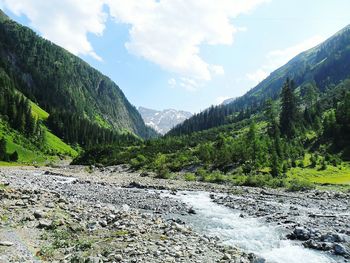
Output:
[138, 107, 192, 135]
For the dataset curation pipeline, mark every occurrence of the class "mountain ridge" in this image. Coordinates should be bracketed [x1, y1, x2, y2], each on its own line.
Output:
[138, 106, 192, 135]
[169, 23, 350, 136]
[0, 9, 154, 139]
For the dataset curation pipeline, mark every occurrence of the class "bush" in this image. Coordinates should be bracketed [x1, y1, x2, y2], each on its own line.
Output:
[210, 171, 226, 183]
[287, 177, 314, 192]
[184, 173, 196, 181]
[9, 151, 18, 162]
[319, 158, 327, 170]
[310, 154, 317, 168]
[130, 154, 147, 169]
[229, 173, 286, 188]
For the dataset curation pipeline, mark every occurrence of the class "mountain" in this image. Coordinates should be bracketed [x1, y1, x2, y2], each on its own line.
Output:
[0, 9, 154, 139]
[169, 24, 350, 136]
[138, 107, 192, 135]
[221, 97, 236, 105]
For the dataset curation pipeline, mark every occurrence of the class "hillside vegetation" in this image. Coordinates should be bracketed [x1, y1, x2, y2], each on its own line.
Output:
[75, 77, 350, 189]
[0, 9, 155, 139]
[169, 24, 350, 136]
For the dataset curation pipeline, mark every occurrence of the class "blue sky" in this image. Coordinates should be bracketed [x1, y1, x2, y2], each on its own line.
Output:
[1, 0, 350, 113]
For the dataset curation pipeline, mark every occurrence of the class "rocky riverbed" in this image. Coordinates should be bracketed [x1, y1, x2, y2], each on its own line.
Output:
[212, 188, 350, 260]
[0, 166, 255, 263]
[0, 165, 349, 262]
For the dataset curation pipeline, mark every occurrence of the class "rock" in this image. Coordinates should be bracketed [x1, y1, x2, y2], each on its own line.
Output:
[293, 227, 310, 240]
[321, 233, 344, 243]
[139, 172, 149, 177]
[99, 220, 108, 227]
[223, 253, 232, 260]
[33, 210, 44, 219]
[115, 254, 123, 262]
[188, 207, 196, 214]
[86, 256, 101, 263]
[38, 219, 53, 229]
[15, 200, 25, 206]
[303, 239, 319, 249]
[128, 181, 146, 189]
[334, 244, 347, 255]
[165, 256, 175, 262]
[0, 241, 14, 246]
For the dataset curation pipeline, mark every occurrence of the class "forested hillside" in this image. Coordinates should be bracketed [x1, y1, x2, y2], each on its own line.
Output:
[0, 10, 155, 139]
[169, 24, 350, 136]
[75, 77, 350, 188]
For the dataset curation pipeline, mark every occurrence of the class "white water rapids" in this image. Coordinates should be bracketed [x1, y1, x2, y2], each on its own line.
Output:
[167, 191, 338, 263]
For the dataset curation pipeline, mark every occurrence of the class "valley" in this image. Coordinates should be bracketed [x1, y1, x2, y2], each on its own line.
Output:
[0, 4, 350, 263]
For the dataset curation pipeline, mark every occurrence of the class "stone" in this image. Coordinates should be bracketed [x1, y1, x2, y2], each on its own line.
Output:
[334, 244, 347, 255]
[223, 253, 232, 260]
[86, 256, 101, 263]
[0, 241, 14, 246]
[115, 254, 123, 262]
[38, 219, 53, 229]
[33, 210, 44, 219]
[188, 207, 196, 214]
[293, 227, 310, 240]
[99, 220, 108, 227]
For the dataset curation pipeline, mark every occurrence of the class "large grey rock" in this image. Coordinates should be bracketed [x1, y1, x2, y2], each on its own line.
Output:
[334, 244, 347, 255]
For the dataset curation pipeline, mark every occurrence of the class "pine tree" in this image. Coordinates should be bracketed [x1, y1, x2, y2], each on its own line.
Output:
[280, 79, 297, 138]
[0, 138, 7, 161]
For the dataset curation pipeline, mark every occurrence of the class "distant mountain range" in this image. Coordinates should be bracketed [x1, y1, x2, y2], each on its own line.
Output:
[138, 107, 192, 135]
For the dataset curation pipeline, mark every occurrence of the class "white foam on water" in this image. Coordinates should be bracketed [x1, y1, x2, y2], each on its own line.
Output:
[171, 191, 337, 263]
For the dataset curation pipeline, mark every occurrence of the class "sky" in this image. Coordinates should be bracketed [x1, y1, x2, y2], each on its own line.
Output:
[1, 0, 350, 113]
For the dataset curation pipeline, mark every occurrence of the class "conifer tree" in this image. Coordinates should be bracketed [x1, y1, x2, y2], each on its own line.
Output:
[0, 138, 7, 161]
[280, 79, 297, 138]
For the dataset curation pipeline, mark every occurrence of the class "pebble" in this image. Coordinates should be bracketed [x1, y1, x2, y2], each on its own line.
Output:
[0, 241, 14, 246]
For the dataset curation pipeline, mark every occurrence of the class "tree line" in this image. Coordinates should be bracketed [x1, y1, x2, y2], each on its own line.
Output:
[75, 78, 350, 182]
[0, 70, 45, 145]
[47, 110, 140, 148]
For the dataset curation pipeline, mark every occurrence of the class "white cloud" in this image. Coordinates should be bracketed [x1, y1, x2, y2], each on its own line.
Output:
[1, 0, 107, 60]
[168, 78, 177, 88]
[246, 35, 325, 84]
[107, 0, 270, 82]
[2, 0, 270, 83]
[179, 77, 200, 91]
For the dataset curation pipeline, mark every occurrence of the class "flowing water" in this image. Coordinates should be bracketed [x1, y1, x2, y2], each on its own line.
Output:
[167, 191, 338, 263]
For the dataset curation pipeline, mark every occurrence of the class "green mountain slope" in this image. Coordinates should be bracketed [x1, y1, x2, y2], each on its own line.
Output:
[0, 9, 153, 139]
[169, 24, 350, 136]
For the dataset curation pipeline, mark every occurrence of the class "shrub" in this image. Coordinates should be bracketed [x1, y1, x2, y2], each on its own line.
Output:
[9, 151, 18, 162]
[287, 178, 314, 192]
[310, 154, 317, 168]
[319, 158, 327, 170]
[184, 173, 196, 181]
[130, 154, 147, 169]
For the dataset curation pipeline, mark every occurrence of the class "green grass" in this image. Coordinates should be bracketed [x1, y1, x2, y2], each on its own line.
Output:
[30, 102, 49, 120]
[0, 101, 77, 166]
[289, 163, 350, 185]
[94, 114, 111, 129]
[5, 136, 48, 164]
[44, 127, 78, 157]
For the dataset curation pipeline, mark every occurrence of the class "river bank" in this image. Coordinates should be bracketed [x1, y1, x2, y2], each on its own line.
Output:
[0, 165, 349, 262]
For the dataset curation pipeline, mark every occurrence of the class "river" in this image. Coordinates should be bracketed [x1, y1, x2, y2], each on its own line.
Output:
[168, 191, 338, 263]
